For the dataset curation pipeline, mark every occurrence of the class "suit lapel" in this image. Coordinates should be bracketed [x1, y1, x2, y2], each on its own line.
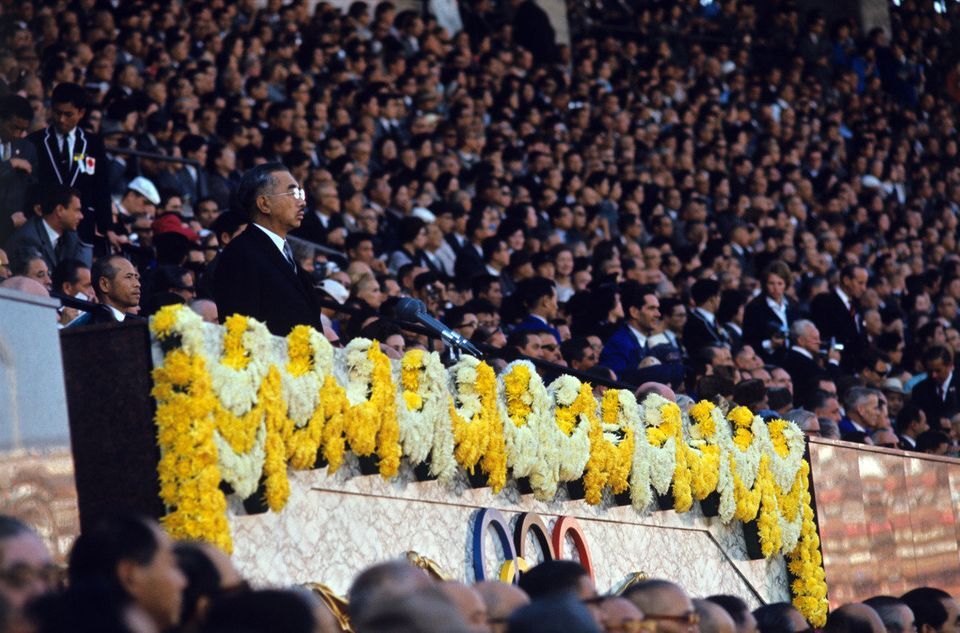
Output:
[43, 127, 66, 184]
[34, 219, 56, 264]
[68, 129, 87, 186]
[251, 226, 314, 304]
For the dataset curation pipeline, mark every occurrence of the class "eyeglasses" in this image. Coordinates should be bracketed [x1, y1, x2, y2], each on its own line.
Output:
[605, 620, 657, 633]
[0, 564, 65, 590]
[265, 187, 306, 201]
[644, 612, 700, 626]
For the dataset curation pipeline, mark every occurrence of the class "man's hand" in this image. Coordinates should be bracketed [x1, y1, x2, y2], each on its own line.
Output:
[9, 158, 32, 174]
[11, 211, 27, 228]
[827, 347, 842, 364]
[106, 230, 129, 249]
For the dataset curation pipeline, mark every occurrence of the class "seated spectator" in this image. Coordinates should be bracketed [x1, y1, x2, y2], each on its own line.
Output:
[753, 602, 810, 633]
[706, 594, 757, 633]
[694, 598, 737, 633]
[68, 515, 187, 632]
[0, 516, 56, 633]
[622, 579, 697, 632]
[862, 596, 915, 633]
[900, 587, 959, 633]
[823, 603, 885, 633]
[474, 581, 529, 633]
[599, 282, 659, 381]
[5, 184, 91, 273]
[69, 255, 141, 326]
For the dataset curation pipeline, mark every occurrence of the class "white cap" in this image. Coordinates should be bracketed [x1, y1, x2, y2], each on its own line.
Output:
[127, 176, 161, 205]
[411, 206, 436, 223]
[318, 279, 349, 305]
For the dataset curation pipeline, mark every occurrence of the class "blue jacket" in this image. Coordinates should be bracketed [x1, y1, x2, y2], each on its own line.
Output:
[512, 314, 561, 344]
[599, 324, 647, 380]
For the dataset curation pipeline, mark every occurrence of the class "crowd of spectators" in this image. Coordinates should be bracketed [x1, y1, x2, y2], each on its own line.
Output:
[3, 0, 960, 454]
[2, 513, 958, 633]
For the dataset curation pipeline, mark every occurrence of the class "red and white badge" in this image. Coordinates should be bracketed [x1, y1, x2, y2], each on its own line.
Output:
[84, 156, 96, 174]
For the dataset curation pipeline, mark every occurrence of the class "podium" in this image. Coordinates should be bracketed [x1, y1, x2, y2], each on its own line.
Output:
[60, 320, 164, 530]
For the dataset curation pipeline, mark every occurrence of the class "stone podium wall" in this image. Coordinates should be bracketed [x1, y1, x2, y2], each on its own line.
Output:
[230, 458, 789, 602]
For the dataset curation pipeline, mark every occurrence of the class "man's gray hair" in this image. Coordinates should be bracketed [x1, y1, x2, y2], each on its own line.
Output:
[236, 162, 288, 221]
[790, 319, 815, 342]
[844, 386, 875, 414]
[785, 408, 817, 431]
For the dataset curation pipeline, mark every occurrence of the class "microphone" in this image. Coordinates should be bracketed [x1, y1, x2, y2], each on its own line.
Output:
[394, 297, 483, 357]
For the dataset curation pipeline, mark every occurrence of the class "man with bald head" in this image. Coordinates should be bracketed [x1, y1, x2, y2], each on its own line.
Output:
[706, 595, 757, 633]
[623, 579, 698, 633]
[599, 596, 646, 633]
[863, 596, 916, 633]
[695, 599, 736, 633]
[439, 581, 489, 633]
[0, 275, 48, 298]
[475, 581, 529, 633]
[347, 560, 433, 624]
[824, 603, 886, 633]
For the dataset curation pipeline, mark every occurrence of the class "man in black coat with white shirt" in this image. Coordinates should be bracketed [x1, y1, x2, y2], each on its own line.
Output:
[26, 83, 111, 252]
[4, 184, 92, 272]
[781, 319, 840, 409]
[214, 162, 324, 337]
[911, 345, 960, 432]
[683, 278, 728, 355]
[0, 94, 38, 246]
[810, 264, 868, 372]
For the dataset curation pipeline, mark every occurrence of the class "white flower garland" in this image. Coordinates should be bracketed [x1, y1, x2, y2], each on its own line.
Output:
[531, 375, 591, 500]
[637, 393, 679, 495]
[398, 350, 457, 483]
[282, 328, 333, 428]
[710, 405, 737, 523]
[499, 360, 548, 480]
[209, 318, 272, 417]
[213, 422, 267, 499]
[344, 338, 375, 405]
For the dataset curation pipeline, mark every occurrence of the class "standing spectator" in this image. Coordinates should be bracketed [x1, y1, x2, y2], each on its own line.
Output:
[743, 261, 797, 360]
[27, 83, 110, 252]
[683, 278, 727, 354]
[911, 345, 959, 432]
[811, 265, 868, 372]
[511, 0, 557, 65]
[0, 95, 38, 246]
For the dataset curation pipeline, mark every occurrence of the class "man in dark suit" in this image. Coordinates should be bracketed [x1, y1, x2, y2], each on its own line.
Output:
[0, 94, 38, 246]
[683, 278, 727, 355]
[511, 276, 562, 344]
[292, 178, 343, 247]
[27, 83, 111, 254]
[510, 0, 557, 65]
[911, 345, 959, 432]
[599, 281, 660, 380]
[453, 211, 491, 281]
[810, 264, 868, 372]
[68, 254, 143, 327]
[781, 319, 838, 409]
[214, 162, 324, 337]
[5, 184, 92, 272]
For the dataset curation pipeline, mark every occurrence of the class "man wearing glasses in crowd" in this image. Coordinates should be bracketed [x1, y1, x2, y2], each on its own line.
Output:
[214, 163, 324, 337]
[0, 516, 58, 633]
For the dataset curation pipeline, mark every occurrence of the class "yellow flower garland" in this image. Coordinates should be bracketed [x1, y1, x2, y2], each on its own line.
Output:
[343, 341, 400, 478]
[787, 461, 829, 627]
[583, 390, 635, 505]
[152, 348, 232, 552]
[149, 306, 829, 620]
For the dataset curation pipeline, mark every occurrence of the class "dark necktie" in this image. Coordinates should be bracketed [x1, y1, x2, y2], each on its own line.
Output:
[59, 134, 70, 178]
[282, 241, 297, 272]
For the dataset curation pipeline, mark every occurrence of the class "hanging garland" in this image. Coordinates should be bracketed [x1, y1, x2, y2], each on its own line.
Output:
[147, 305, 829, 625]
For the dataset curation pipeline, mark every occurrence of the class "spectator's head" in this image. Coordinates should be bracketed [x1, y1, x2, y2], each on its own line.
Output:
[562, 336, 598, 372]
[237, 163, 304, 238]
[92, 255, 141, 312]
[209, 210, 248, 248]
[508, 329, 543, 359]
[844, 387, 881, 431]
[840, 265, 869, 301]
[623, 579, 696, 633]
[916, 430, 951, 455]
[347, 560, 433, 622]
[202, 589, 317, 633]
[706, 595, 757, 633]
[691, 278, 721, 312]
[520, 277, 558, 320]
[0, 249, 9, 281]
[517, 560, 596, 603]
[922, 346, 953, 386]
[438, 581, 489, 633]
[123, 177, 161, 216]
[0, 516, 54, 617]
[895, 403, 929, 439]
[51, 258, 93, 300]
[346, 232, 377, 265]
[474, 581, 530, 633]
[68, 515, 187, 630]
[11, 254, 51, 292]
[863, 595, 916, 633]
[173, 541, 247, 631]
[753, 602, 809, 633]
[0, 94, 31, 143]
[900, 587, 958, 633]
[760, 261, 791, 303]
[473, 275, 504, 309]
[695, 598, 737, 633]
[50, 82, 87, 135]
[823, 603, 886, 633]
[621, 281, 660, 336]
[507, 593, 601, 633]
[791, 320, 821, 356]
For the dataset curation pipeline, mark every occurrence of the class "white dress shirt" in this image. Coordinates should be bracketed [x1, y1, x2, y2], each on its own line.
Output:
[253, 223, 288, 256]
[42, 219, 60, 252]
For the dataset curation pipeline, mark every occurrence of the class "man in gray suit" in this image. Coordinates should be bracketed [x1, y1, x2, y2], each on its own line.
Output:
[4, 183, 92, 273]
[0, 95, 38, 246]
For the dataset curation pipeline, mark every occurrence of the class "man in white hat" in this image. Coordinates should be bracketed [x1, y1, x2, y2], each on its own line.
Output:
[118, 176, 160, 218]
